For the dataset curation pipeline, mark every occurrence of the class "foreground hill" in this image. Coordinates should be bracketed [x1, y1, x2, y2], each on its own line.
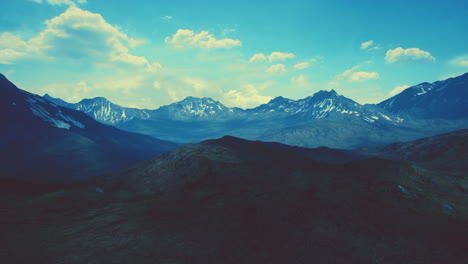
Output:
[0, 74, 178, 183]
[2, 131, 466, 263]
[358, 129, 468, 175]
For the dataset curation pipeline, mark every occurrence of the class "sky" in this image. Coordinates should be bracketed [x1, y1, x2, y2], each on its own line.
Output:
[1, 0, 468, 109]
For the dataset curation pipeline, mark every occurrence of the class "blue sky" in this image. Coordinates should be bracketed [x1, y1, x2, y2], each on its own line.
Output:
[1, 0, 467, 109]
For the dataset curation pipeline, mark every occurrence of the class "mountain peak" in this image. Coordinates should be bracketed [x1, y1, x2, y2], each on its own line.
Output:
[0, 73, 20, 95]
[268, 96, 292, 104]
[79, 97, 110, 104]
[180, 96, 217, 103]
[0, 73, 7, 81]
[314, 89, 339, 97]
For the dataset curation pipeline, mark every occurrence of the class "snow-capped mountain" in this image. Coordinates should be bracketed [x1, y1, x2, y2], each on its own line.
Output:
[153, 96, 244, 121]
[43, 94, 151, 125]
[377, 72, 468, 119]
[0, 73, 177, 183]
[248, 90, 397, 124]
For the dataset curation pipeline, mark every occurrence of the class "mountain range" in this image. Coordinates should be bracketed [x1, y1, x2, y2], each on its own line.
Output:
[0, 74, 178, 183]
[44, 72, 468, 148]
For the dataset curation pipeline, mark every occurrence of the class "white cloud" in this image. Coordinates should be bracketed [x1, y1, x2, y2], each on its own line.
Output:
[162, 16, 173, 21]
[293, 62, 311, 70]
[41, 75, 150, 106]
[347, 71, 380, 82]
[336, 65, 379, 82]
[153, 81, 162, 89]
[0, 49, 27, 64]
[360, 40, 374, 50]
[360, 40, 380, 51]
[389, 85, 410, 96]
[248, 52, 295, 63]
[449, 54, 468, 67]
[0, 7, 160, 71]
[291, 74, 311, 88]
[151, 76, 223, 102]
[32, 0, 86, 6]
[0, 32, 27, 49]
[268, 52, 295, 62]
[165, 29, 242, 49]
[223, 82, 273, 108]
[249, 53, 266, 63]
[385, 47, 435, 63]
[265, 64, 287, 74]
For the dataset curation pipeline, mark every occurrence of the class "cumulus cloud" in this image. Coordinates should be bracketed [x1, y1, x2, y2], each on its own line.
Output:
[0, 49, 27, 64]
[249, 53, 266, 63]
[385, 47, 435, 63]
[0, 7, 161, 71]
[389, 85, 410, 96]
[0, 32, 27, 49]
[360, 40, 380, 51]
[223, 82, 273, 109]
[293, 62, 311, 70]
[165, 29, 242, 49]
[291, 74, 311, 88]
[268, 52, 295, 62]
[336, 65, 379, 82]
[265, 64, 287, 74]
[450, 54, 468, 67]
[32, 0, 86, 6]
[248, 52, 296, 63]
[360, 40, 374, 50]
[40, 75, 157, 108]
[151, 76, 223, 102]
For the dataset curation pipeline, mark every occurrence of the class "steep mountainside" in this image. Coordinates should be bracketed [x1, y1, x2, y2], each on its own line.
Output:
[0, 74, 178, 183]
[377, 72, 468, 119]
